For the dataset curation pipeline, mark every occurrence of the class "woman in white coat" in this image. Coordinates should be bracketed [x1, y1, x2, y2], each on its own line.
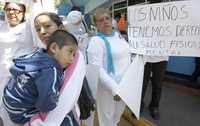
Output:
[0, 1, 35, 126]
[87, 8, 131, 126]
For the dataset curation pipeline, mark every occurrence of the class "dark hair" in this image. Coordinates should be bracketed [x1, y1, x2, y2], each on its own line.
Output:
[47, 30, 78, 51]
[34, 12, 64, 27]
[4, 2, 26, 22]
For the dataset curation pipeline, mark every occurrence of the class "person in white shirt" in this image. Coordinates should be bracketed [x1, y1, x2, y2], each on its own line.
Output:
[87, 7, 131, 126]
[0, 1, 35, 126]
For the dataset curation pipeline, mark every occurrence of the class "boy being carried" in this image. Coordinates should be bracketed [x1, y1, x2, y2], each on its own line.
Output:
[2, 30, 79, 126]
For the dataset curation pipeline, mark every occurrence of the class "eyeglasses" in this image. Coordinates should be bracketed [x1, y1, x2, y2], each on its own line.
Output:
[96, 16, 111, 23]
[5, 7, 23, 14]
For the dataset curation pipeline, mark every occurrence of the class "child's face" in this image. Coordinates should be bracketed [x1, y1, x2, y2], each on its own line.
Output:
[53, 43, 77, 69]
[34, 15, 59, 44]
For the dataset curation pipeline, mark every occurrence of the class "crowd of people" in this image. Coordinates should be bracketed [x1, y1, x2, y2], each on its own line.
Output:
[0, 0, 170, 126]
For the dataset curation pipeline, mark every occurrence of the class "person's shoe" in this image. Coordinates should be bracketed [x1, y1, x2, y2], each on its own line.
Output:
[149, 107, 160, 120]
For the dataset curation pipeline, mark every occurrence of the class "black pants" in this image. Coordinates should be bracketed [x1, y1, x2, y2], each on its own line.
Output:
[141, 61, 167, 109]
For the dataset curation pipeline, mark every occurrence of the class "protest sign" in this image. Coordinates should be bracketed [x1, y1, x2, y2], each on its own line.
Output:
[128, 0, 200, 56]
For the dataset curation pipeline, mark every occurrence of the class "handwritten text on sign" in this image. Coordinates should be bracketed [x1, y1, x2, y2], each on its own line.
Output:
[128, 0, 200, 56]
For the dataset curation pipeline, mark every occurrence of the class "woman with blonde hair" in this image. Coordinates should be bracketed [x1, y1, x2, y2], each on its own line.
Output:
[87, 7, 131, 126]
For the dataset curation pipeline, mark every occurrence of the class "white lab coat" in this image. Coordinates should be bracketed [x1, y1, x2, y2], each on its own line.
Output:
[0, 21, 34, 95]
[0, 21, 34, 126]
[87, 31, 131, 126]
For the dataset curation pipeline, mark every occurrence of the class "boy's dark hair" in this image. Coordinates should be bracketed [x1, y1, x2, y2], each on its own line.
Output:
[47, 30, 78, 50]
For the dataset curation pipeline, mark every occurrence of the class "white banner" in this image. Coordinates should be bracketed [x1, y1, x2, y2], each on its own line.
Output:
[128, 0, 200, 57]
[116, 55, 144, 119]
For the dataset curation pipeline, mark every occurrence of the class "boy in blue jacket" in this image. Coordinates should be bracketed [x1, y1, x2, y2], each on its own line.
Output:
[2, 30, 79, 126]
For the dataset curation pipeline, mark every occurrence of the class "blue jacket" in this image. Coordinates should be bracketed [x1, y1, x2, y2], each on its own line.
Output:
[3, 48, 64, 124]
